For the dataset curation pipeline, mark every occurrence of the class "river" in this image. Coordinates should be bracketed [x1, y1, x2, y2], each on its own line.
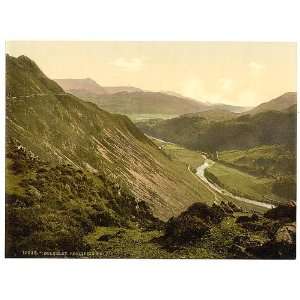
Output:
[196, 157, 275, 209]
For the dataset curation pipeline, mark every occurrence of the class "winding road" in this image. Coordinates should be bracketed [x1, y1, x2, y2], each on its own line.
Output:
[195, 157, 275, 209]
[149, 135, 275, 210]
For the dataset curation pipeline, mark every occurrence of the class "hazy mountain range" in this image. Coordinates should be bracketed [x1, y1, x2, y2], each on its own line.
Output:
[54, 78, 252, 115]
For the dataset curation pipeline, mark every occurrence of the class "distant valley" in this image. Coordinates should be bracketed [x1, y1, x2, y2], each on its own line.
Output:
[55, 78, 251, 120]
[6, 54, 297, 259]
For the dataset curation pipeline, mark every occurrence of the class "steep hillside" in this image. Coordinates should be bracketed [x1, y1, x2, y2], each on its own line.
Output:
[5, 140, 162, 257]
[137, 109, 296, 152]
[245, 92, 297, 115]
[6, 55, 64, 97]
[6, 54, 216, 220]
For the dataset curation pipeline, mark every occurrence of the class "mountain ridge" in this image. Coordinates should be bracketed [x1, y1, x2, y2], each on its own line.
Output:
[244, 92, 297, 115]
[6, 54, 216, 220]
[54, 78, 250, 115]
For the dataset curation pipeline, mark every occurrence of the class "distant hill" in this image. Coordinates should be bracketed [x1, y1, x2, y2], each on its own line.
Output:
[54, 78, 107, 95]
[212, 103, 251, 113]
[245, 92, 297, 115]
[183, 109, 238, 121]
[137, 106, 296, 152]
[6, 54, 213, 220]
[72, 91, 211, 115]
[55, 78, 143, 95]
[104, 86, 143, 94]
[54, 78, 249, 115]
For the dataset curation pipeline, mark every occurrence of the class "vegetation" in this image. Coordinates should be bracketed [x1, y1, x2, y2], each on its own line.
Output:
[5, 54, 297, 259]
[7, 143, 295, 260]
[6, 54, 217, 220]
[216, 145, 296, 202]
[245, 92, 296, 115]
[69, 90, 209, 115]
[5, 140, 162, 257]
[205, 162, 290, 205]
[137, 109, 296, 153]
[218, 145, 296, 177]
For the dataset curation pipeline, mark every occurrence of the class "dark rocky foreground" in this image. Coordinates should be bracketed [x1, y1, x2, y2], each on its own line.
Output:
[154, 201, 296, 259]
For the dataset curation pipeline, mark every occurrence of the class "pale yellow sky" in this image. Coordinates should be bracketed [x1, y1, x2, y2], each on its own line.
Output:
[6, 41, 297, 106]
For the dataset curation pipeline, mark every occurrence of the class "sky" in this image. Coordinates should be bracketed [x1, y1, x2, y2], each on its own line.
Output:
[6, 41, 297, 106]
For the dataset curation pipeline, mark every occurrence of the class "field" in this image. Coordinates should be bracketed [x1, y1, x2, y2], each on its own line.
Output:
[157, 143, 205, 170]
[150, 137, 282, 210]
[206, 162, 285, 205]
[218, 145, 296, 177]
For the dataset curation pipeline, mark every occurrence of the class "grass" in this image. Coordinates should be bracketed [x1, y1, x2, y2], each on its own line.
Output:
[148, 138, 215, 203]
[84, 226, 221, 258]
[218, 145, 296, 177]
[206, 162, 282, 204]
[84, 226, 170, 258]
[158, 143, 205, 170]
[5, 159, 26, 196]
[83, 214, 271, 258]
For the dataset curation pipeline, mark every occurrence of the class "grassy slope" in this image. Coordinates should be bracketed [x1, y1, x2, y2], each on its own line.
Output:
[137, 109, 296, 153]
[206, 162, 285, 205]
[218, 145, 296, 177]
[6, 54, 216, 220]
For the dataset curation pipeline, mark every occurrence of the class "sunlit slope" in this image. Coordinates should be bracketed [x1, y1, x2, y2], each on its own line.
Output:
[6, 54, 215, 220]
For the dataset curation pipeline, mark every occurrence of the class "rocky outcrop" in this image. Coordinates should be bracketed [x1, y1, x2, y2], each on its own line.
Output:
[264, 202, 296, 222]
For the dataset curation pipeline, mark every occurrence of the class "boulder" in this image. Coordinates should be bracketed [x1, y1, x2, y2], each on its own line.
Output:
[236, 213, 259, 224]
[264, 204, 296, 222]
[97, 234, 115, 241]
[184, 202, 227, 224]
[274, 222, 296, 244]
[247, 222, 296, 259]
[227, 201, 242, 212]
[165, 214, 210, 244]
[240, 222, 265, 231]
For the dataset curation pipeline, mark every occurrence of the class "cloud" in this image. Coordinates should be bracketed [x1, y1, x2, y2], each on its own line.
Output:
[111, 57, 144, 72]
[219, 78, 235, 92]
[248, 61, 265, 74]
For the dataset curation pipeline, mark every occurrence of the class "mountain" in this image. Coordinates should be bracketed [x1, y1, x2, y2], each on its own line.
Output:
[55, 78, 143, 95]
[70, 91, 212, 115]
[182, 109, 238, 121]
[55, 78, 249, 115]
[6, 54, 215, 221]
[137, 107, 296, 153]
[245, 92, 297, 115]
[54, 78, 107, 95]
[104, 86, 143, 94]
[212, 103, 251, 113]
